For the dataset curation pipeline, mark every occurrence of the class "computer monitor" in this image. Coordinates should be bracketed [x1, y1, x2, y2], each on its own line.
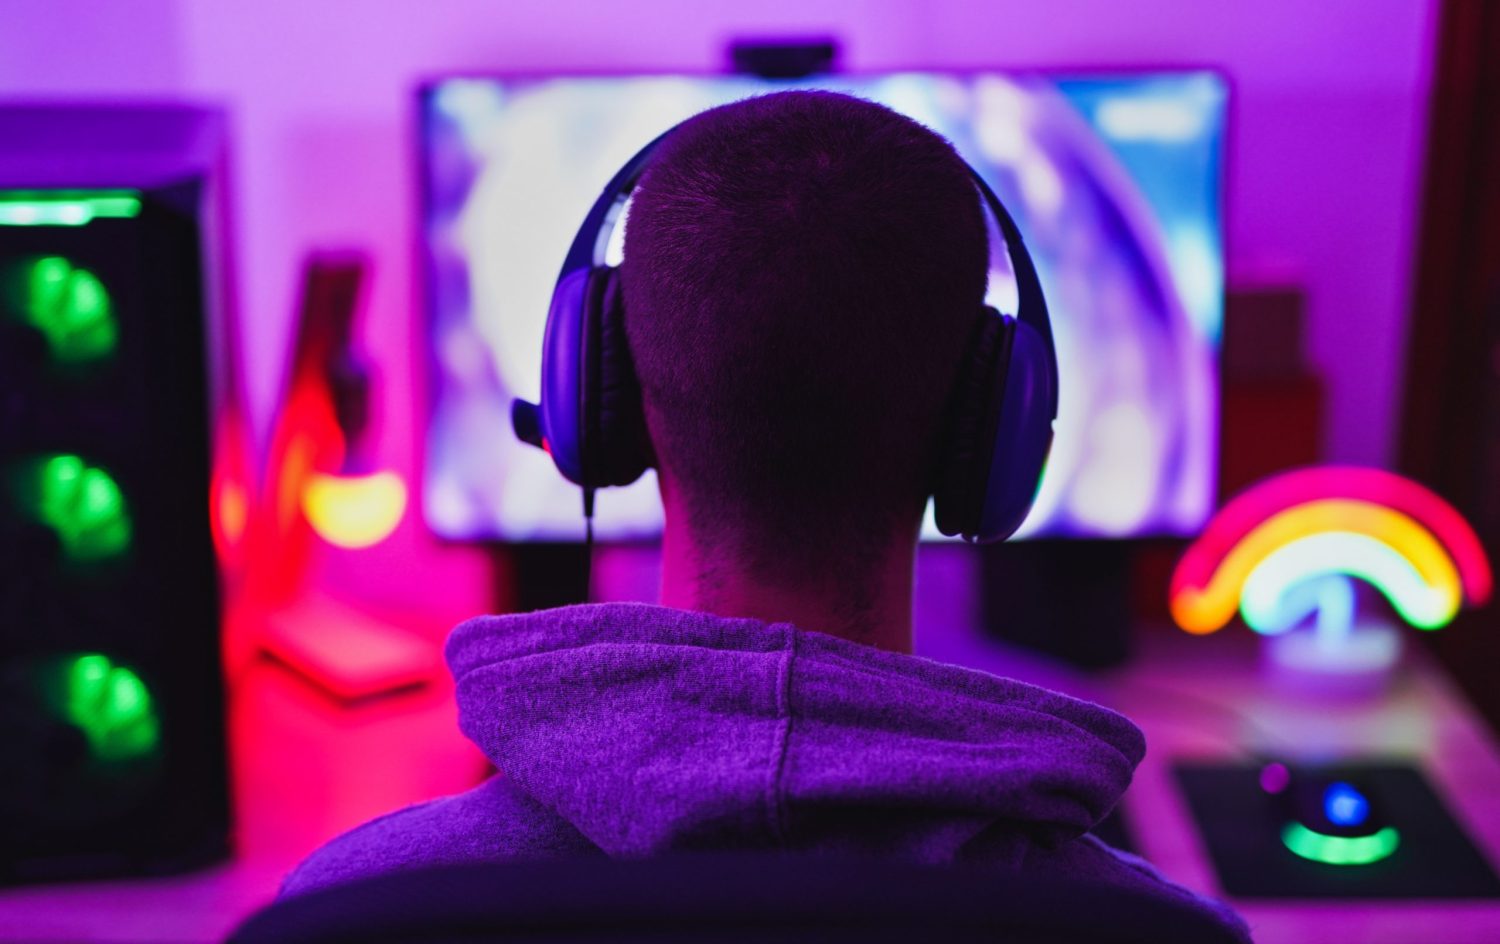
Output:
[419, 71, 1226, 543]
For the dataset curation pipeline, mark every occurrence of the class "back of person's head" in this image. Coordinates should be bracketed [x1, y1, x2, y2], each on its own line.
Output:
[622, 90, 988, 586]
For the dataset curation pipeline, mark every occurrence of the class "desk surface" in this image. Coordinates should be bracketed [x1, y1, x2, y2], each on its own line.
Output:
[923, 624, 1500, 944]
[3, 611, 1499, 944]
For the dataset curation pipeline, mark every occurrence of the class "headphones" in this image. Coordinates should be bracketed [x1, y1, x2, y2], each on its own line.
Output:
[512, 125, 1058, 543]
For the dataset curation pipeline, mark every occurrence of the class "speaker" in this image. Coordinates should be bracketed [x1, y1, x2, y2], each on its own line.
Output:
[0, 105, 233, 882]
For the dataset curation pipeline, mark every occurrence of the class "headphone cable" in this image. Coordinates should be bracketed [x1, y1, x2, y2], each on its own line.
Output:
[583, 486, 595, 603]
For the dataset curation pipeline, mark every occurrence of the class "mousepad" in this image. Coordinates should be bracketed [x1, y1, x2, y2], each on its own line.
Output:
[1174, 760, 1500, 899]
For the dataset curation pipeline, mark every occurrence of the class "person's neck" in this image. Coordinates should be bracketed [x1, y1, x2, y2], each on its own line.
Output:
[658, 517, 916, 654]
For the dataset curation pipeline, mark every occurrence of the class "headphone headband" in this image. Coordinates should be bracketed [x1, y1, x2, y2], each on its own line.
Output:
[558, 129, 674, 278]
[967, 172, 1058, 395]
[559, 129, 1058, 420]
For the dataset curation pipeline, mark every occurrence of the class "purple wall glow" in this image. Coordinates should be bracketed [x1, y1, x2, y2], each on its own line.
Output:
[0, 0, 1435, 613]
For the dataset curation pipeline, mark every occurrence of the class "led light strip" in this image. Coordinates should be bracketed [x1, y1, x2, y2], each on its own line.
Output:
[0, 190, 142, 226]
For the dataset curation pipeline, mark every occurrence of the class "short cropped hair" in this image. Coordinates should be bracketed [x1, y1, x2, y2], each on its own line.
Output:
[622, 91, 988, 578]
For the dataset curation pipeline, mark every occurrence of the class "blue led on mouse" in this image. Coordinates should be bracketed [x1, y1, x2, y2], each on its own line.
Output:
[1323, 781, 1370, 828]
[1277, 768, 1400, 866]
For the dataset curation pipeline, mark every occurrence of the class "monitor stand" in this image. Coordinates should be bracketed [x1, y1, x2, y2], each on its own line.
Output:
[979, 541, 1133, 669]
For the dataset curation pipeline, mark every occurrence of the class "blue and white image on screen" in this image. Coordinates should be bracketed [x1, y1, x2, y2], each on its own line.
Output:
[420, 72, 1226, 542]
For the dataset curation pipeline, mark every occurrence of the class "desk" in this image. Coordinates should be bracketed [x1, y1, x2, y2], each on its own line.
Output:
[921, 623, 1500, 944]
[2, 612, 1498, 943]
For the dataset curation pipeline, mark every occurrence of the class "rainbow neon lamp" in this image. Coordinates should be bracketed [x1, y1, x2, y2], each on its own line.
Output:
[1170, 467, 1492, 683]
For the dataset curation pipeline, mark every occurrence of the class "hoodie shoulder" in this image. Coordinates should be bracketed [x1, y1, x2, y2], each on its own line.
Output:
[278, 775, 598, 899]
[1023, 834, 1253, 943]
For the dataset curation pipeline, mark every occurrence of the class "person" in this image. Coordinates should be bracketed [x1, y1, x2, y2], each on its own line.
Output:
[280, 90, 1248, 941]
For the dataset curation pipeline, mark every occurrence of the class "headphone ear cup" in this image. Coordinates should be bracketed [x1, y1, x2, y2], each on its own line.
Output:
[582, 266, 654, 487]
[933, 311, 1010, 540]
[932, 308, 1056, 543]
[974, 317, 1055, 541]
[536, 268, 591, 485]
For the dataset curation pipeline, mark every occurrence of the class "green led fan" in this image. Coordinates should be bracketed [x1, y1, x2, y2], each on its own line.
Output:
[3, 256, 120, 363]
[0, 189, 141, 227]
[15, 454, 134, 561]
[60, 654, 161, 762]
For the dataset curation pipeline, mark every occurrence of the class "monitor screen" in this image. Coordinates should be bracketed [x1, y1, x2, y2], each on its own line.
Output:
[420, 72, 1225, 542]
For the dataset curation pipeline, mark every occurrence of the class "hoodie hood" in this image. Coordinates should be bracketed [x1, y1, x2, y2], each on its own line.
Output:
[446, 603, 1144, 863]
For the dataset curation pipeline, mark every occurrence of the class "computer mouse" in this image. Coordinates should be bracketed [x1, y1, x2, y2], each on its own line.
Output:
[1260, 763, 1402, 866]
